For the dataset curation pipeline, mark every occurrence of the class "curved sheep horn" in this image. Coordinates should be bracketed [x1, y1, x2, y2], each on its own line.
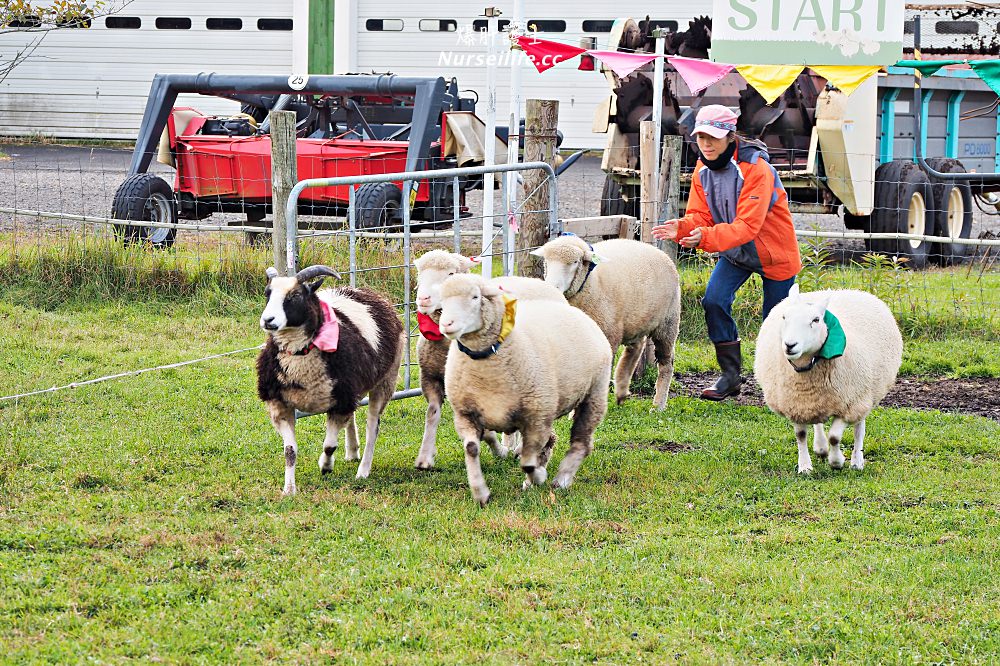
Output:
[295, 265, 342, 282]
[265, 267, 279, 280]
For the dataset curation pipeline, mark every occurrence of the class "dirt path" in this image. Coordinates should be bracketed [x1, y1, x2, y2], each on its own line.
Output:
[674, 372, 1000, 421]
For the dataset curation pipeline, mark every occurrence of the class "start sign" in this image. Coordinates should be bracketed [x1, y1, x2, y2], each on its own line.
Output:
[711, 0, 904, 65]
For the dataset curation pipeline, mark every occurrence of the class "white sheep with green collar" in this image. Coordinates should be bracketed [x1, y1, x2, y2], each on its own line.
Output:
[530, 235, 681, 410]
[437, 273, 612, 506]
[753, 285, 902, 474]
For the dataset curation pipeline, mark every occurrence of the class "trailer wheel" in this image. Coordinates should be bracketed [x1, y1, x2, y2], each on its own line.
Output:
[243, 208, 270, 247]
[924, 157, 973, 265]
[354, 183, 402, 230]
[600, 174, 639, 220]
[111, 174, 178, 248]
[842, 210, 869, 230]
[869, 160, 933, 269]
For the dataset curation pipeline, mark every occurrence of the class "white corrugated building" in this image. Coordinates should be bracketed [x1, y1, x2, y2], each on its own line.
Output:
[0, 0, 973, 148]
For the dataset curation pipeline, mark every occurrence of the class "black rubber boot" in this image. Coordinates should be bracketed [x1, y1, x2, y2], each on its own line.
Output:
[701, 340, 743, 401]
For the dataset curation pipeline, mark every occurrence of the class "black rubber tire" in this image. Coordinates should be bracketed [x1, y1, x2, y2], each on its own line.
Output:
[243, 209, 270, 247]
[869, 160, 933, 269]
[110, 173, 178, 248]
[842, 209, 869, 230]
[924, 157, 973, 265]
[600, 174, 639, 220]
[354, 183, 402, 230]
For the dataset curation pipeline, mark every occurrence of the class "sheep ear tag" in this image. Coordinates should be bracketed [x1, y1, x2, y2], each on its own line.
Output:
[818, 310, 846, 360]
[312, 300, 341, 352]
[498, 295, 518, 343]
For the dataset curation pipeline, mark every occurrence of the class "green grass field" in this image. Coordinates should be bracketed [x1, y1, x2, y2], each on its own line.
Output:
[2, 241, 1000, 663]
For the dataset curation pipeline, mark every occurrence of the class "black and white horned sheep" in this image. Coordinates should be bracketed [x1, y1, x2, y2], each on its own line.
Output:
[256, 265, 404, 495]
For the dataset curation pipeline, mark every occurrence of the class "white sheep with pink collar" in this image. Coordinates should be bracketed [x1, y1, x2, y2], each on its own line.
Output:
[754, 284, 902, 474]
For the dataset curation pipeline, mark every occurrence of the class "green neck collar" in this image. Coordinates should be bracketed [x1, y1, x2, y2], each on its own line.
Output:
[790, 310, 846, 374]
[818, 310, 846, 359]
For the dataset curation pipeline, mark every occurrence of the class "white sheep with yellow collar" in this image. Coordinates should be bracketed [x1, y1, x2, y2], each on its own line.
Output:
[754, 284, 902, 474]
[437, 273, 612, 506]
[412, 250, 567, 469]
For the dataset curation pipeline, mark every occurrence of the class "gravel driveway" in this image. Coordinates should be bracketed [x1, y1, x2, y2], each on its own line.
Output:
[3, 144, 999, 257]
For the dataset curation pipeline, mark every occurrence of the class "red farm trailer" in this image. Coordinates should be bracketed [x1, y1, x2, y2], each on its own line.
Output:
[112, 73, 488, 247]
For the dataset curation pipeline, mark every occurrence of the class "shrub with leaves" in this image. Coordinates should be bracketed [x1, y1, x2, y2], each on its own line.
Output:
[797, 230, 835, 293]
[1, 1, 129, 82]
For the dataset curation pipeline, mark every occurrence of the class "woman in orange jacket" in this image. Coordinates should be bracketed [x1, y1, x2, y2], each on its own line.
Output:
[653, 105, 802, 400]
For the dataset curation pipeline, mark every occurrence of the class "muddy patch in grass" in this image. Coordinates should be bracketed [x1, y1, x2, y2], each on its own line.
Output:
[621, 440, 696, 454]
[671, 372, 1000, 421]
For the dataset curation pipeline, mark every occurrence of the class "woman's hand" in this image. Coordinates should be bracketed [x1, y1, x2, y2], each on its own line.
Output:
[679, 227, 703, 248]
[651, 219, 680, 241]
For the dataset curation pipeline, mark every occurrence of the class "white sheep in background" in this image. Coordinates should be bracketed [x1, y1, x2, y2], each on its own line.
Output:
[437, 273, 612, 506]
[257, 266, 404, 494]
[754, 284, 902, 474]
[412, 250, 566, 469]
[530, 235, 681, 410]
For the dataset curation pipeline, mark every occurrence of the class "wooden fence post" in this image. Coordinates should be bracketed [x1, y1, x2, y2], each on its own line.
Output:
[516, 98, 559, 278]
[271, 110, 297, 275]
[635, 127, 683, 383]
[658, 134, 682, 263]
[639, 120, 657, 244]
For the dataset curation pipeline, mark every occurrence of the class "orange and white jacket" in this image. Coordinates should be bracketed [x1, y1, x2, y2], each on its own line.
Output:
[676, 139, 802, 281]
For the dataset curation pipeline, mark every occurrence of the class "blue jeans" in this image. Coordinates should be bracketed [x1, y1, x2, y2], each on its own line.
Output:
[702, 257, 796, 343]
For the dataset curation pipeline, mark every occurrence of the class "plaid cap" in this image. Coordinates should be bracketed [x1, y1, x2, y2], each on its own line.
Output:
[693, 105, 738, 138]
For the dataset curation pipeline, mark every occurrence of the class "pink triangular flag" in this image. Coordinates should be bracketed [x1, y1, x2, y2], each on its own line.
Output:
[515, 36, 586, 73]
[668, 56, 735, 95]
[588, 50, 659, 79]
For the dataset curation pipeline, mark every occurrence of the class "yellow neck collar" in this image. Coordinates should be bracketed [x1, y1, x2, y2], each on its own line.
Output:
[456, 294, 517, 360]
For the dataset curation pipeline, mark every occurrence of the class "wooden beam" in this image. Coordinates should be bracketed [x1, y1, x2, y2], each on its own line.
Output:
[561, 215, 636, 241]
[658, 134, 682, 263]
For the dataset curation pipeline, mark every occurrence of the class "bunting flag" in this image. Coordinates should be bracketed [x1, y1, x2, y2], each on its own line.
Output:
[514, 35, 585, 73]
[809, 65, 882, 97]
[587, 50, 659, 79]
[736, 65, 805, 105]
[507, 38, 979, 104]
[969, 60, 1000, 97]
[894, 59, 962, 77]
[667, 56, 735, 95]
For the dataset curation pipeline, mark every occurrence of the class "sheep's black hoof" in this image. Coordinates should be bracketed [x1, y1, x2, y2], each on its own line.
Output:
[320, 467, 332, 475]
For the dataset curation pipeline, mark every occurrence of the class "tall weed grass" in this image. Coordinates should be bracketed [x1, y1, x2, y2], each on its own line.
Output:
[2, 234, 998, 341]
[0, 234, 414, 312]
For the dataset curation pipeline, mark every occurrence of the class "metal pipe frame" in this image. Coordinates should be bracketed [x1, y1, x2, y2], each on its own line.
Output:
[128, 72, 447, 178]
[288, 160, 558, 419]
[284, 160, 560, 273]
[910, 16, 1000, 183]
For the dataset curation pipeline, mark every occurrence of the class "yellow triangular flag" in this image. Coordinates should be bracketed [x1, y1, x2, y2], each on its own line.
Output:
[736, 65, 805, 105]
[809, 65, 882, 96]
